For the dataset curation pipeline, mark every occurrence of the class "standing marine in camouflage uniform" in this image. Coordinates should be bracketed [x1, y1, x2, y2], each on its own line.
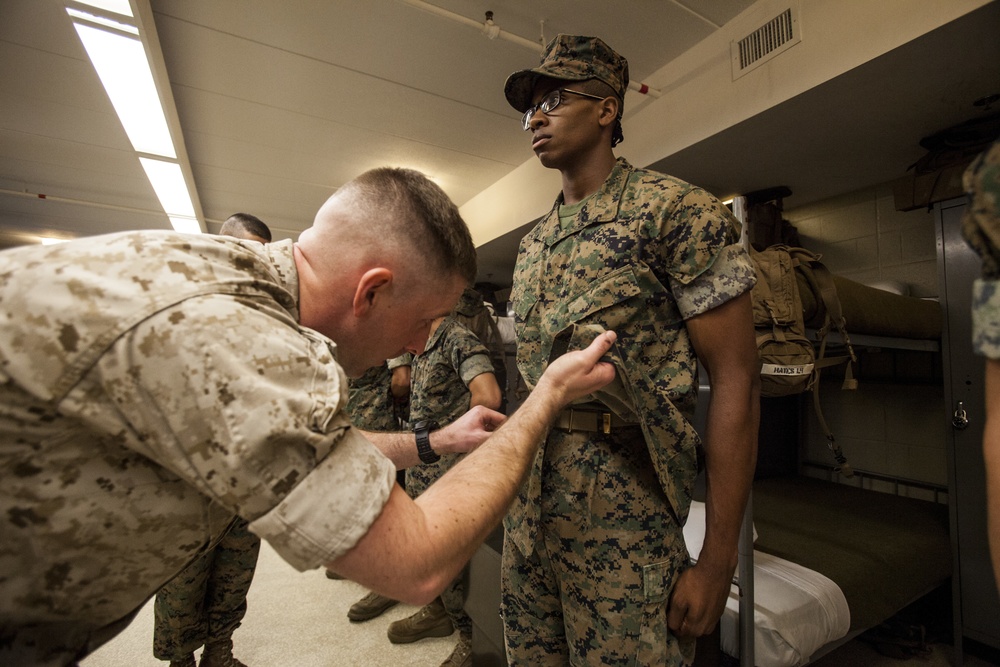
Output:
[152, 219, 273, 667]
[340, 353, 412, 621]
[0, 165, 619, 666]
[962, 137, 1000, 593]
[501, 35, 760, 665]
[387, 291, 502, 667]
[347, 354, 413, 432]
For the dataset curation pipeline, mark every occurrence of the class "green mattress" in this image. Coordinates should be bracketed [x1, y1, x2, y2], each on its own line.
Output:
[752, 476, 952, 632]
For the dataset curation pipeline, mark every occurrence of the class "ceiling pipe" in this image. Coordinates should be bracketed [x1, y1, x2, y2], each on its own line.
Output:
[399, 0, 660, 98]
[1, 187, 167, 218]
[0, 188, 302, 239]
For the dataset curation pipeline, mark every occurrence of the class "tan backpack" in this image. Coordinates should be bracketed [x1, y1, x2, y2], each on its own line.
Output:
[749, 244, 859, 475]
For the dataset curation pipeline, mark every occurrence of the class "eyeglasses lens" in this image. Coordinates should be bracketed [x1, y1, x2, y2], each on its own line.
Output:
[521, 90, 563, 131]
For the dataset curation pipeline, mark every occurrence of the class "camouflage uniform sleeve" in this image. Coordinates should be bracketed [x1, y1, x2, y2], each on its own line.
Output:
[97, 293, 397, 571]
[448, 325, 495, 386]
[655, 187, 756, 319]
[964, 139, 1000, 358]
[387, 352, 413, 370]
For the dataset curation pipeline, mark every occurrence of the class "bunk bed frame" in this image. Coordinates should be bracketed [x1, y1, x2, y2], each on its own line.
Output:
[716, 200, 952, 667]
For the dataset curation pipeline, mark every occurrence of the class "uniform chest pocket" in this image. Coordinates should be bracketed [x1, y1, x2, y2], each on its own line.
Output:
[563, 264, 645, 330]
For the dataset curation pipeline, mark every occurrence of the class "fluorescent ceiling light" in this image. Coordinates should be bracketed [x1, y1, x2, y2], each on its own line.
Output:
[169, 217, 202, 235]
[72, 0, 133, 17]
[67, 8, 138, 35]
[72, 21, 176, 158]
[39, 237, 69, 245]
[140, 157, 196, 218]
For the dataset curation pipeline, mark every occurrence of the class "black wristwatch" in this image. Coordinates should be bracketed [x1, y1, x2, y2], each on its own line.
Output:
[413, 420, 440, 464]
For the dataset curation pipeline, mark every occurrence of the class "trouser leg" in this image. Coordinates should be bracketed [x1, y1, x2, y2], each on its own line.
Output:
[203, 517, 260, 643]
[154, 548, 212, 660]
[439, 565, 472, 638]
[502, 427, 695, 666]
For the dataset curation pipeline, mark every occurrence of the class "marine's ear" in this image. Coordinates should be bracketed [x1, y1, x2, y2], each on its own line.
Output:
[597, 96, 619, 129]
[353, 267, 393, 316]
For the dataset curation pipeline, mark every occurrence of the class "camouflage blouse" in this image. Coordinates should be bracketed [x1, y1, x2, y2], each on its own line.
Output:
[404, 317, 495, 499]
[963, 138, 1000, 358]
[510, 158, 755, 537]
[0, 231, 396, 663]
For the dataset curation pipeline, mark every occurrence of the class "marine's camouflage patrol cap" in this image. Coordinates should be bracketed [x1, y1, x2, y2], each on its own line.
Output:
[504, 34, 629, 113]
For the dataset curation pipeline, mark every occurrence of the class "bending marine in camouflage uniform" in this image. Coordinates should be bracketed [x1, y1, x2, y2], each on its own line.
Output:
[152, 218, 273, 667]
[961, 136, 1000, 594]
[388, 296, 502, 667]
[0, 166, 619, 666]
[501, 35, 760, 665]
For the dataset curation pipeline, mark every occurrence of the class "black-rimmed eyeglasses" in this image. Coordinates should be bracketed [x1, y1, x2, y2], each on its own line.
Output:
[521, 88, 608, 131]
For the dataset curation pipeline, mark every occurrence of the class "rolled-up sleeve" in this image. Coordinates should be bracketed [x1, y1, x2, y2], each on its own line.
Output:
[250, 425, 396, 570]
[674, 243, 756, 320]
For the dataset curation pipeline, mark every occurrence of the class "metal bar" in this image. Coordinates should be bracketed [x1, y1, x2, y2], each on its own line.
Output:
[738, 492, 755, 667]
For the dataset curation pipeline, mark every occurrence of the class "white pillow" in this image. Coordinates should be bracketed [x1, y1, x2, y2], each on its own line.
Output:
[682, 500, 757, 562]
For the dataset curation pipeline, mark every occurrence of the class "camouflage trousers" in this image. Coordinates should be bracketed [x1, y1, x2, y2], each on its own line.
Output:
[153, 516, 261, 660]
[501, 427, 695, 666]
[405, 453, 472, 637]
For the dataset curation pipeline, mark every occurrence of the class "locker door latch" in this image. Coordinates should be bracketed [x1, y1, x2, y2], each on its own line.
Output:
[952, 401, 969, 430]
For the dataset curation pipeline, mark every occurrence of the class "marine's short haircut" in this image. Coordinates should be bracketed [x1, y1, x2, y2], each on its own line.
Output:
[220, 212, 272, 242]
[347, 167, 477, 284]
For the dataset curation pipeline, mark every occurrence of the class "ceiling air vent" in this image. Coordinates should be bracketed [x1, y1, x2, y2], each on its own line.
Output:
[731, 6, 801, 80]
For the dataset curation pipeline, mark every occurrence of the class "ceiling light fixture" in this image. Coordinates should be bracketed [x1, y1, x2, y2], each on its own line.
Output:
[139, 157, 196, 218]
[73, 0, 133, 16]
[71, 22, 175, 158]
[66, 0, 203, 234]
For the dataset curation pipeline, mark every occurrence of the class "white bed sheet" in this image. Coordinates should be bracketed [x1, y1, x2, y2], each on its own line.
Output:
[683, 501, 850, 667]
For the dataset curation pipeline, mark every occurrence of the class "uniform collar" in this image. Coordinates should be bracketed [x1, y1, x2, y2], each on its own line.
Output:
[420, 315, 453, 357]
[534, 157, 634, 247]
[262, 239, 301, 319]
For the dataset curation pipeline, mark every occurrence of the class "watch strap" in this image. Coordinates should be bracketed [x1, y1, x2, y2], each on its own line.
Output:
[414, 420, 440, 464]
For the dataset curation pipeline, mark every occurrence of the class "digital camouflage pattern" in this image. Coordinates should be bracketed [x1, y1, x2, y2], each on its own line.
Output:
[405, 316, 495, 638]
[452, 286, 509, 412]
[962, 138, 1000, 358]
[503, 157, 755, 665]
[504, 34, 629, 113]
[153, 516, 261, 660]
[346, 353, 412, 432]
[0, 231, 396, 665]
[501, 427, 694, 666]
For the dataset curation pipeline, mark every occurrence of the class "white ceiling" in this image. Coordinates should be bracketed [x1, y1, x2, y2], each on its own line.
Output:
[2, 0, 999, 289]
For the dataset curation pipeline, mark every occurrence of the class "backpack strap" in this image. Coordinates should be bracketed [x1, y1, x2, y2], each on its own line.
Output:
[791, 250, 859, 390]
[785, 247, 858, 475]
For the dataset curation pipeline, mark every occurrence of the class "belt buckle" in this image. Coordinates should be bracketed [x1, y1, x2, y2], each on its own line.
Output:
[602, 412, 611, 434]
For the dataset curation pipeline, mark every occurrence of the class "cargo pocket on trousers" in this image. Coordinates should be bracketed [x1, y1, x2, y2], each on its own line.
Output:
[635, 550, 694, 666]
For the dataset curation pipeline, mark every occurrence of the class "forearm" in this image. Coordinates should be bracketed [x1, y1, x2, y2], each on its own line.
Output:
[333, 386, 562, 604]
[361, 428, 469, 470]
[984, 359, 1000, 590]
[987, 425, 1000, 590]
[361, 430, 420, 469]
[699, 373, 759, 574]
[329, 331, 616, 603]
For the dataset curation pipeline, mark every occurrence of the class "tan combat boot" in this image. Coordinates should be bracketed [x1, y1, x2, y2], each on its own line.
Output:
[387, 597, 454, 644]
[199, 639, 247, 667]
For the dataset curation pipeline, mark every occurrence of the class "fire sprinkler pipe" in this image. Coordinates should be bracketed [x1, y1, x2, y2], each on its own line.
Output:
[399, 0, 660, 98]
